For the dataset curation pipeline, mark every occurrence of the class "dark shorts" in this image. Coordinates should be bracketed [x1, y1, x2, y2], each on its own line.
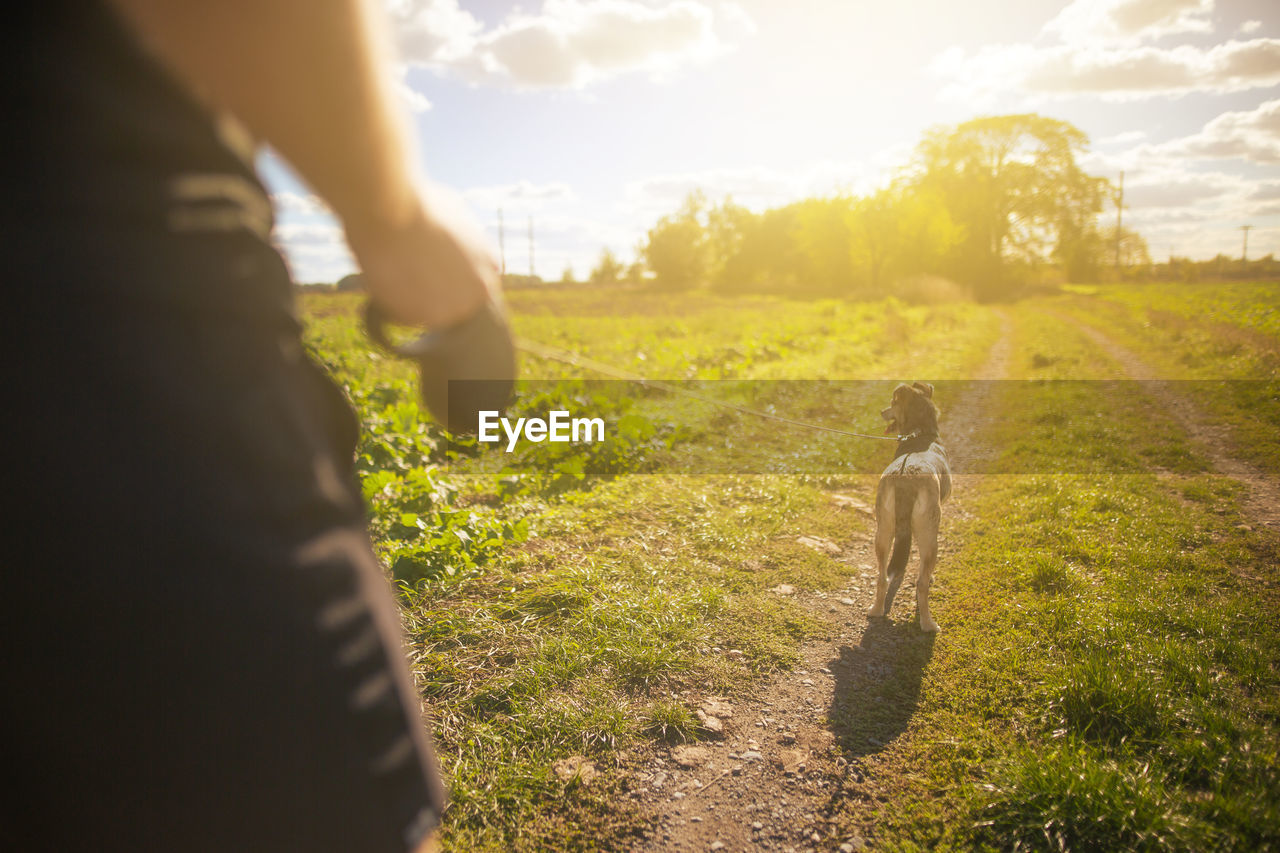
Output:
[2, 284, 445, 852]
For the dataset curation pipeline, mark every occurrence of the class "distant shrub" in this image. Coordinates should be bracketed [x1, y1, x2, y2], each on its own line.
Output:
[894, 274, 971, 304]
[335, 272, 364, 292]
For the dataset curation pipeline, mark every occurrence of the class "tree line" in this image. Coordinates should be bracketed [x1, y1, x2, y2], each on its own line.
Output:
[595, 114, 1150, 301]
[1149, 253, 1280, 283]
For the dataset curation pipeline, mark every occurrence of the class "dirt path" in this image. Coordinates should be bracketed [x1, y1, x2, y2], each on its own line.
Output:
[624, 315, 1012, 853]
[1058, 314, 1280, 534]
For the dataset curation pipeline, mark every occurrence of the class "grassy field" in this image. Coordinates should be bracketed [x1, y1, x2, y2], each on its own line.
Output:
[299, 282, 1280, 851]
[1054, 282, 1280, 478]
[827, 300, 1280, 851]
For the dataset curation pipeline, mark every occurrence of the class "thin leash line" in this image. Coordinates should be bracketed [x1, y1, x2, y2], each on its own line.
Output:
[514, 337, 911, 443]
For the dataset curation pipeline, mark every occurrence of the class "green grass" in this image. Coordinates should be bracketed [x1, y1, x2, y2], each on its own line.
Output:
[396, 474, 860, 849]
[297, 285, 1280, 850]
[642, 699, 703, 744]
[296, 289, 998, 845]
[826, 304, 1280, 851]
[1068, 281, 1280, 343]
[298, 288, 1004, 849]
[1048, 283, 1280, 477]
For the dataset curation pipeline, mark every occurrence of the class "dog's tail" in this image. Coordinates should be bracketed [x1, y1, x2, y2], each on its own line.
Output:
[884, 481, 915, 612]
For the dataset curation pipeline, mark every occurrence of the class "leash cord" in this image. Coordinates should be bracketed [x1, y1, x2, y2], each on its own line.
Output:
[515, 337, 913, 443]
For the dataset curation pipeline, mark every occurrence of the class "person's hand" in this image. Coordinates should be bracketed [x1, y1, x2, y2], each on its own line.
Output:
[344, 184, 501, 331]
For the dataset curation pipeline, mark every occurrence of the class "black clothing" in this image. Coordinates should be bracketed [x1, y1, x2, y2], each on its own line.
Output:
[2, 3, 445, 850]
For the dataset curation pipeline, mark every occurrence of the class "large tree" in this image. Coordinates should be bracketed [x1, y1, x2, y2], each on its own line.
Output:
[847, 184, 961, 296]
[794, 196, 856, 296]
[709, 202, 805, 294]
[642, 192, 709, 291]
[915, 114, 1111, 297]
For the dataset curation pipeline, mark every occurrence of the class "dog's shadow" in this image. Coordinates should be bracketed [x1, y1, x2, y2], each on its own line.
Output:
[826, 618, 936, 759]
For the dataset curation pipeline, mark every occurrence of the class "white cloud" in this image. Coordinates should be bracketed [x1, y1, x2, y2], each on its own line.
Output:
[1250, 180, 1280, 201]
[1081, 101, 1280, 173]
[715, 0, 757, 39]
[1098, 129, 1148, 145]
[1122, 173, 1237, 207]
[389, 0, 750, 90]
[271, 220, 355, 283]
[1155, 98, 1280, 163]
[495, 2, 715, 87]
[1073, 106, 1279, 260]
[462, 180, 578, 212]
[387, 0, 483, 65]
[1105, 97, 1280, 162]
[935, 37, 1280, 102]
[1043, 0, 1214, 46]
[627, 166, 799, 211]
[531, 211, 635, 246]
[396, 76, 432, 112]
[273, 222, 347, 244]
[932, 0, 1280, 103]
[1075, 145, 1280, 259]
[1239, 19, 1262, 35]
[270, 191, 331, 217]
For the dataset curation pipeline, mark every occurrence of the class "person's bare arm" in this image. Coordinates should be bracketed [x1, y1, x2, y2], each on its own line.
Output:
[106, 0, 495, 329]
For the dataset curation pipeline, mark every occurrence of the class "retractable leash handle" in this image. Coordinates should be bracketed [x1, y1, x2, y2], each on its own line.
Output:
[364, 298, 517, 435]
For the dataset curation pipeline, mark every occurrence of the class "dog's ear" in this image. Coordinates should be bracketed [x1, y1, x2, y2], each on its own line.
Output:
[912, 381, 933, 399]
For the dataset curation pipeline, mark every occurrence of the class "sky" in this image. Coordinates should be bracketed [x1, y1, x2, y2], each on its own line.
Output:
[262, 0, 1280, 284]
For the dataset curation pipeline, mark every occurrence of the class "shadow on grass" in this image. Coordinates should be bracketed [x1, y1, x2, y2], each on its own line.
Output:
[827, 618, 936, 759]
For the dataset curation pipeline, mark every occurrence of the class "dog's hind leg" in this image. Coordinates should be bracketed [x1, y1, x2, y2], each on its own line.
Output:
[881, 481, 916, 615]
[913, 487, 942, 633]
[867, 485, 894, 618]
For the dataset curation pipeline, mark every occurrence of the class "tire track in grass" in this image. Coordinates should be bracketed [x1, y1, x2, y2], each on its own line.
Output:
[1058, 313, 1280, 536]
[628, 313, 1012, 853]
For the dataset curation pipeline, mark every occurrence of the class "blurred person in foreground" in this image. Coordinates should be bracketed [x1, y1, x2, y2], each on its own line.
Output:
[1, 2, 502, 850]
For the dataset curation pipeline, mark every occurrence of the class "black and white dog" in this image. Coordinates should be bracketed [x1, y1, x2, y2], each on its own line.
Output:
[868, 382, 951, 632]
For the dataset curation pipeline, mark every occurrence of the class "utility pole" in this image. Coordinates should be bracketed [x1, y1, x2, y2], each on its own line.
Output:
[1240, 224, 1252, 263]
[1115, 170, 1124, 273]
[497, 207, 506, 276]
[528, 215, 535, 279]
